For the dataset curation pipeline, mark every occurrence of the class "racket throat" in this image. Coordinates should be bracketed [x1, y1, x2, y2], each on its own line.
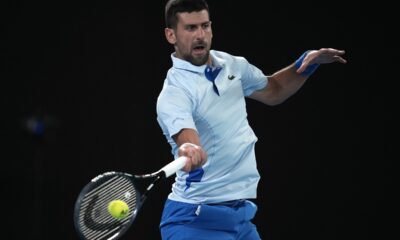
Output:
[140, 174, 165, 202]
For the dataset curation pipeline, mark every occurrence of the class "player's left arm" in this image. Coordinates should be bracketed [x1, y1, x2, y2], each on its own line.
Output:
[249, 48, 346, 106]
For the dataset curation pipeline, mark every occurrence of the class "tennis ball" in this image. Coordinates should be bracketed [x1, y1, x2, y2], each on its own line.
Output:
[107, 200, 129, 219]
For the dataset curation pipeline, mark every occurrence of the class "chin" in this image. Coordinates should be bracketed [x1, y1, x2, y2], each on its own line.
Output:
[191, 53, 209, 66]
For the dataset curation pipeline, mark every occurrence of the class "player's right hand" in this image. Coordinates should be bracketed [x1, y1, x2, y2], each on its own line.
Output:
[178, 143, 207, 172]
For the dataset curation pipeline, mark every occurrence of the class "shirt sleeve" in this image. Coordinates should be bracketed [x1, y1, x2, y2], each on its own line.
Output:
[156, 84, 197, 138]
[240, 60, 268, 96]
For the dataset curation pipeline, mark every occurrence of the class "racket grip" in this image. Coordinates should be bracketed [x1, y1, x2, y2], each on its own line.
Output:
[160, 156, 187, 178]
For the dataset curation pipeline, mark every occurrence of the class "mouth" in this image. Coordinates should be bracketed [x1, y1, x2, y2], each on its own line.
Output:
[192, 43, 207, 55]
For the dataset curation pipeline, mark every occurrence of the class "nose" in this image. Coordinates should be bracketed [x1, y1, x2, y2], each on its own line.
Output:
[195, 27, 205, 39]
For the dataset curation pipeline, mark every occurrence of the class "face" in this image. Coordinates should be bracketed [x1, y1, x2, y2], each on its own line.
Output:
[165, 10, 212, 66]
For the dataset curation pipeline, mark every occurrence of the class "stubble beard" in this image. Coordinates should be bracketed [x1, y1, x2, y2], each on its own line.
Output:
[184, 50, 210, 66]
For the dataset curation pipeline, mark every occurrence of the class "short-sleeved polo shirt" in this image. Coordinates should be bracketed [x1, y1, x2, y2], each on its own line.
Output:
[156, 50, 267, 203]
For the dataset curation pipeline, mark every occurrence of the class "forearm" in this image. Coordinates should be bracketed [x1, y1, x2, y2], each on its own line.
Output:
[268, 64, 309, 102]
[249, 64, 309, 106]
[249, 49, 338, 106]
[172, 128, 207, 172]
[270, 48, 346, 101]
[173, 128, 202, 147]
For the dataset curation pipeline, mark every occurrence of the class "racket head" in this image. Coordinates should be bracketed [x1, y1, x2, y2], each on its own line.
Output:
[74, 172, 141, 240]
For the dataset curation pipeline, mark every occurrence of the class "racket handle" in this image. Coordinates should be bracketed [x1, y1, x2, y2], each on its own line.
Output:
[160, 156, 187, 178]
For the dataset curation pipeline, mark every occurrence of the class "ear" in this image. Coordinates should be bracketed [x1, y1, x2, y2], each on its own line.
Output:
[165, 28, 176, 45]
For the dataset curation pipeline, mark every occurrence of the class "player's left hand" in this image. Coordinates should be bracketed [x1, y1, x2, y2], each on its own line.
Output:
[296, 48, 347, 74]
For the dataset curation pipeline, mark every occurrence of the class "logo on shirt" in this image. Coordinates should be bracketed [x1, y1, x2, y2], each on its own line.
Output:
[228, 75, 235, 80]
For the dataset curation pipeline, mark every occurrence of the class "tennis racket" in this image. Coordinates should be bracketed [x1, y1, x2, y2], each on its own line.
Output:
[73, 156, 187, 240]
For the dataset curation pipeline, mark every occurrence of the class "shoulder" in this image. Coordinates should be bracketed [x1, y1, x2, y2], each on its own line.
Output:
[164, 68, 200, 91]
[211, 50, 250, 66]
[165, 67, 185, 83]
[158, 68, 197, 102]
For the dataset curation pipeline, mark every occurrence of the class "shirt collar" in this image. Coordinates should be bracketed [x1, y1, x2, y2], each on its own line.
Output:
[171, 50, 226, 74]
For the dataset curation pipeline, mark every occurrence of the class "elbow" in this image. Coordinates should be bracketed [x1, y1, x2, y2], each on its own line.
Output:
[262, 77, 288, 106]
[264, 97, 287, 106]
[262, 87, 289, 106]
[250, 80, 289, 106]
[254, 91, 287, 106]
[268, 100, 284, 106]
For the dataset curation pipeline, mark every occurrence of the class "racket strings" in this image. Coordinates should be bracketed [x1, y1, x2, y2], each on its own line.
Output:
[81, 178, 133, 224]
[78, 175, 138, 240]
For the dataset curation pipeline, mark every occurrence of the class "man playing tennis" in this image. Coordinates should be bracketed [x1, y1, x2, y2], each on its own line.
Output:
[156, 0, 347, 239]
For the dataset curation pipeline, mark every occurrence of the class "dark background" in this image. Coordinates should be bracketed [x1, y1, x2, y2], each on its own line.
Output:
[3, 0, 391, 239]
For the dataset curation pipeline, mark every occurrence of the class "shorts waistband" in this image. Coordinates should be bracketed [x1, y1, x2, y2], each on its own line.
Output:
[207, 199, 246, 207]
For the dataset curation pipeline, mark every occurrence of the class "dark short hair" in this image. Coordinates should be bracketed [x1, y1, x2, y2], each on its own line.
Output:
[165, 0, 209, 29]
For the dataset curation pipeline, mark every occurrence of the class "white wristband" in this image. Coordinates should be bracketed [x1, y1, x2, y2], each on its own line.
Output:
[180, 142, 199, 149]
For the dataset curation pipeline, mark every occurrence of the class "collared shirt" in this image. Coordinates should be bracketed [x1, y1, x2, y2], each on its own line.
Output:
[156, 50, 268, 204]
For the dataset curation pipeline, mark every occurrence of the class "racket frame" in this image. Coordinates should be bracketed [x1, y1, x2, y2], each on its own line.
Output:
[74, 156, 187, 240]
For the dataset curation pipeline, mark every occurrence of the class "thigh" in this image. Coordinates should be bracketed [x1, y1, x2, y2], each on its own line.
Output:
[160, 199, 260, 240]
[160, 200, 238, 240]
[161, 224, 235, 240]
[160, 200, 236, 240]
[236, 221, 262, 240]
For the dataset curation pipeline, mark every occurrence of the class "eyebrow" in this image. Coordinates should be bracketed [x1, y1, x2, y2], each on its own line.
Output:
[184, 21, 211, 27]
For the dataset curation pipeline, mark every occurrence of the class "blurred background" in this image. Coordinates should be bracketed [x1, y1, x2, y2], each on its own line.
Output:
[3, 0, 391, 239]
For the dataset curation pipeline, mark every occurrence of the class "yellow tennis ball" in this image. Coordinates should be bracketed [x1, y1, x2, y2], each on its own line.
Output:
[107, 200, 129, 219]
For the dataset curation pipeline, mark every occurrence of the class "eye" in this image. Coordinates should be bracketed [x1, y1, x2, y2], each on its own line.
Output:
[202, 22, 210, 29]
[186, 25, 197, 32]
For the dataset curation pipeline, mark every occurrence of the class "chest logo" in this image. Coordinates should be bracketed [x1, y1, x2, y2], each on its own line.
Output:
[228, 75, 235, 80]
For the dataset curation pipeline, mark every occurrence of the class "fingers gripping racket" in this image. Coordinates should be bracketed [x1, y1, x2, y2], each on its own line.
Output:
[73, 156, 187, 240]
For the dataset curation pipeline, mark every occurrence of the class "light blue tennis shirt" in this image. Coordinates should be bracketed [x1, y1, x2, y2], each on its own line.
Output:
[156, 50, 268, 204]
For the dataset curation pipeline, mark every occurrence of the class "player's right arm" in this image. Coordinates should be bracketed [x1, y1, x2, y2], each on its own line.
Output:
[173, 128, 207, 172]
